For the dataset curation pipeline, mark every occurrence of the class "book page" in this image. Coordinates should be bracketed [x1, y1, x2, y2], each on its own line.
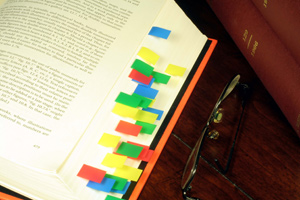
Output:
[58, 0, 208, 199]
[0, 0, 166, 171]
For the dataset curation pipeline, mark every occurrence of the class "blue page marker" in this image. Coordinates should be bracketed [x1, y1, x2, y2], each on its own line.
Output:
[87, 178, 116, 193]
[142, 107, 164, 120]
[134, 84, 158, 99]
[148, 27, 171, 39]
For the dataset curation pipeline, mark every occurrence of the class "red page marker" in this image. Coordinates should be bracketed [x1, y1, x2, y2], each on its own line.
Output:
[77, 164, 106, 183]
[129, 69, 153, 85]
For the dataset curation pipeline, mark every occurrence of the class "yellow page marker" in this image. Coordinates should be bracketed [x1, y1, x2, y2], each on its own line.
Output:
[98, 133, 121, 148]
[101, 153, 127, 168]
[113, 165, 143, 182]
[134, 110, 158, 124]
[149, 99, 156, 107]
[112, 103, 139, 118]
[137, 47, 160, 65]
[165, 64, 187, 76]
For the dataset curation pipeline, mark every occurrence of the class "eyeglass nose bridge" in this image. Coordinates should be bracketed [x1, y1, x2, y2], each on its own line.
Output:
[207, 129, 219, 139]
[207, 107, 224, 140]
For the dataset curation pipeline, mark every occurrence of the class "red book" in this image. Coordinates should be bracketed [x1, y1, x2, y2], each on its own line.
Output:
[251, 0, 300, 64]
[206, 0, 300, 137]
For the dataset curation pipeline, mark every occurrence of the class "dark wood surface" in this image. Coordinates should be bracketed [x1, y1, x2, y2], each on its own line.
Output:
[1, 1, 299, 200]
[139, 0, 300, 200]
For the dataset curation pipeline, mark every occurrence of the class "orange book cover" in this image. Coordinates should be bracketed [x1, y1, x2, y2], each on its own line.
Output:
[0, 192, 23, 200]
[127, 38, 217, 200]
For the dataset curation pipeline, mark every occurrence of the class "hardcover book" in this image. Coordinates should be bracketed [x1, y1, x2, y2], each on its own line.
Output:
[0, 0, 216, 199]
[251, 0, 300, 64]
[206, 0, 300, 136]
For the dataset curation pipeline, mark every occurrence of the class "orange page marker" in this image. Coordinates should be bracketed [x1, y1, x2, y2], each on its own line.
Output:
[115, 120, 142, 136]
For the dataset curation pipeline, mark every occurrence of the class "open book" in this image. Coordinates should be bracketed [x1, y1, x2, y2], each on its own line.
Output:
[0, 0, 216, 199]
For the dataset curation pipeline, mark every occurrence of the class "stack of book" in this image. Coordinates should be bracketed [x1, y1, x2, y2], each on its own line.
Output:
[205, 0, 300, 137]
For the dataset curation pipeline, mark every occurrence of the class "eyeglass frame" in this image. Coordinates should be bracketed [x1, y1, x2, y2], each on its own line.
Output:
[181, 74, 250, 200]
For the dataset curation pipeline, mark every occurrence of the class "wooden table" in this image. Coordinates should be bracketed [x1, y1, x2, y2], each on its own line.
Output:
[139, 0, 300, 199]
[1, 1, 299, 200]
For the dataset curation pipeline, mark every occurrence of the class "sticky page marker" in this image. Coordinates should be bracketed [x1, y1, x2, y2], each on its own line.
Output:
[151, 71, 171, 84]
[115, 142, 143, 158]
[115, 120, 142, 136]
[148, 26, 171, 39]
[105, 174, 128, 191]
[142, 149, 154, 162]
[132, 77, 155, 88]
[142, 107, 164, 120]
[127, 141, 151, 162]
[149, 98, 156, 107]
[77, 164, 106, 183]
[132, 93, 152, 108]
[113, 165, 143, 182]
[165, 64, 187, 76]
[135, 121, 157, 135]
[110, 181, 131, 195]
[101, 153, 127, 168]
[134, 84, 158, 100]
[98, 133, 121, 148]
[134, 109, 158, 124]
[112, 103, 139, 118]
[115, 92, 141, 108]
[105, 195, 125, 200]
[137, 47, 159, 65]
[129, 69, 153, 85]
[131, 59, 154, 76]
[87, 178, 116, 193]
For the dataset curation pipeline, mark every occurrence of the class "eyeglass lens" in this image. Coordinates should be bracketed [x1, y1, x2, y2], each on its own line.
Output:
[181, 134, 204, 190]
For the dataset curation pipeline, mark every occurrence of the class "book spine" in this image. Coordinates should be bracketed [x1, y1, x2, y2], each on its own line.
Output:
[205, 0, 300, 137]
[251, 0, 300, 65]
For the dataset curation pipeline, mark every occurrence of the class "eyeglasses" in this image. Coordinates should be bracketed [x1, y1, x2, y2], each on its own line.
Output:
[181, 74, 250, 200]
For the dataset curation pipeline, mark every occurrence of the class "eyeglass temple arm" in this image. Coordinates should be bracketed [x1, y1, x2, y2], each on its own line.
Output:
[214, 101, 245, 174]
[214, 84, 249, 174]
